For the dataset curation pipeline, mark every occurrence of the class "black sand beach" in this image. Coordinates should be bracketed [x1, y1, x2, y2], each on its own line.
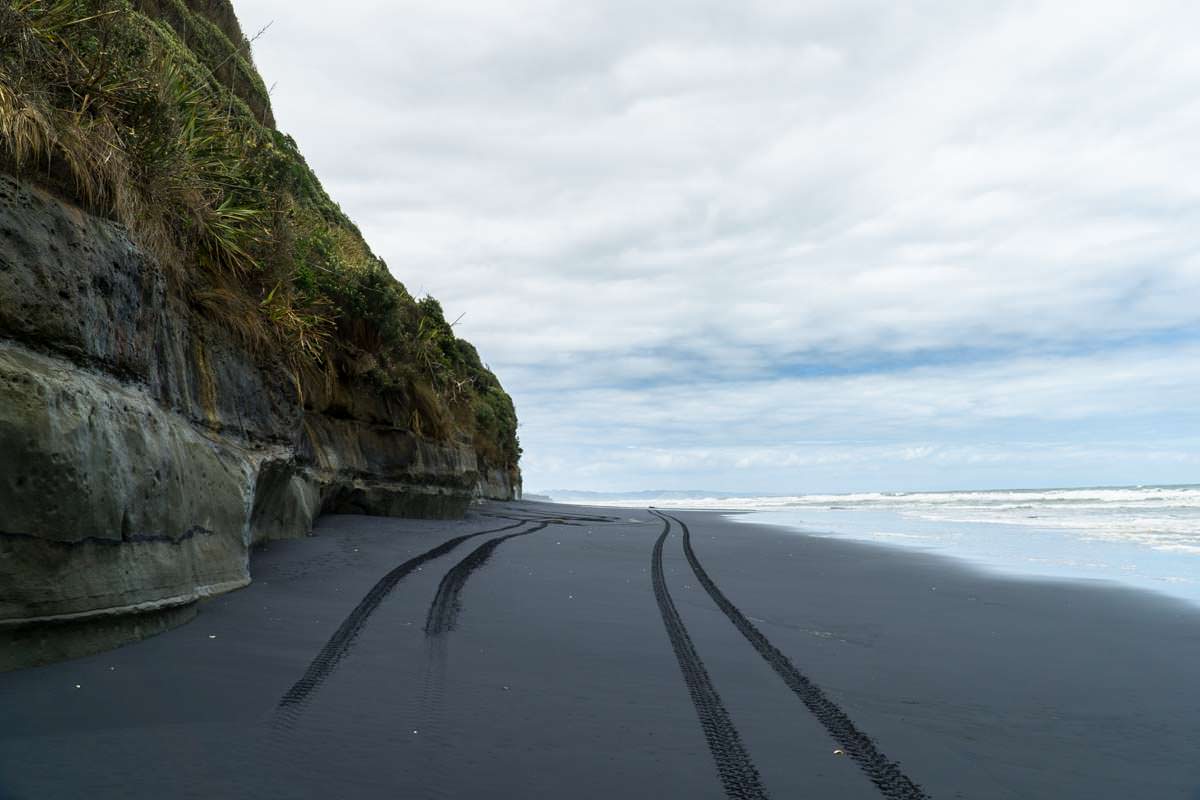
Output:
[2, 502, 1199, 799]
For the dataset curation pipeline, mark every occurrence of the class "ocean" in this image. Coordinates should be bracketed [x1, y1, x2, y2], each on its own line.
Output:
[556, 484, 1200, 607]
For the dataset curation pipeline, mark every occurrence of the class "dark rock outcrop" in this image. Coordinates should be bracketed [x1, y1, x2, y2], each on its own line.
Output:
[0, 174, 518, 668]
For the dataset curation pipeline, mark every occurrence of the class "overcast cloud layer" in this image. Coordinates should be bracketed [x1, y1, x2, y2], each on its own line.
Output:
[237, 0, 1200, 493]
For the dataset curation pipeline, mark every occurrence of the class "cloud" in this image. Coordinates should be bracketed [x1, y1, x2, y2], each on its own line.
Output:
[235, 0, 1200, 491]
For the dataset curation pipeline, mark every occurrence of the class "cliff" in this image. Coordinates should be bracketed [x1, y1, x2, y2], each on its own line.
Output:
[0, 0, 520, 668]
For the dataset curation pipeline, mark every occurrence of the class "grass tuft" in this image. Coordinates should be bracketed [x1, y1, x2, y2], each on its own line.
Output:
[0, 0, 520, 470]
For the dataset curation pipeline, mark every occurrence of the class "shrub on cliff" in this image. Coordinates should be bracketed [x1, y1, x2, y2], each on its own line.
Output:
[0, 0, 519, 471]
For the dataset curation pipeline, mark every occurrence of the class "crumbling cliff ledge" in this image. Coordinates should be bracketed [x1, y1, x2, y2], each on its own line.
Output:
[0, 174, 519, 670]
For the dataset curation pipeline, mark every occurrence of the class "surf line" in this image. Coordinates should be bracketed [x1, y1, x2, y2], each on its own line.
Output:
[654, 510, 930, 800]
[650, 514, 770, 800]
[277, 519, 529, 713]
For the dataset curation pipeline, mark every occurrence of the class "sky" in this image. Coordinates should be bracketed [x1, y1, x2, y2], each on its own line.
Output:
[235, 0, 1200, 494]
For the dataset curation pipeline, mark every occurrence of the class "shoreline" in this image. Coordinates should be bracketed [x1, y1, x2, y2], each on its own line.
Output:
[552, 488, 1200, 611]
[718, 506, 1200, 611]
[2, 501, 1198, 798]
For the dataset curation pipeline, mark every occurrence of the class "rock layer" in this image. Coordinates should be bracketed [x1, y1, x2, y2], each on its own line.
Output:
[0, 174, 517, 666]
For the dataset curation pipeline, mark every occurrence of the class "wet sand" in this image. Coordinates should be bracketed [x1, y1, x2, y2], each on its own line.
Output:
[2, 502, 1199, 799]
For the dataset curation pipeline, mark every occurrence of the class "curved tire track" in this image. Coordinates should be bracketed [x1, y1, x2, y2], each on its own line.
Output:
[650, 515, 770, 800]
[656, 510, 930, 800]
[482, 510, 621, 524]
[277, 519, 528, 711]
[512, 510, 622, 523]
[424, 522, 549, 635]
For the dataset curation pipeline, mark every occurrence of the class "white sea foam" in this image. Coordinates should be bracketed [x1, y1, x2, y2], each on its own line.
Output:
[585, 485, 1200, 554]
[627, 485, 1200, 511]
[560, 485, 1200, 604]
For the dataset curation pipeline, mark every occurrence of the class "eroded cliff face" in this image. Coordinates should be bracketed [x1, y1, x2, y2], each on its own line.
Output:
[0, 174, 518, 669]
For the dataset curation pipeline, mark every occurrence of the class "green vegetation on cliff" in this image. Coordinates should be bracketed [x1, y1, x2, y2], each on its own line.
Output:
[0, 0, 519, 469]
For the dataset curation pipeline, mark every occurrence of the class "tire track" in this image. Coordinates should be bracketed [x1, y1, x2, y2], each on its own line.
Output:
[513, 510, 622, 523]
[412, 636, 455, 800]
[655, 510, 930, 800]
[650, 515, 770, 800]
[482, 510, 621, 524]
[485, 514, 589, 527]
[277, 519, 528, 712]
[424, 522, 549, 635]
